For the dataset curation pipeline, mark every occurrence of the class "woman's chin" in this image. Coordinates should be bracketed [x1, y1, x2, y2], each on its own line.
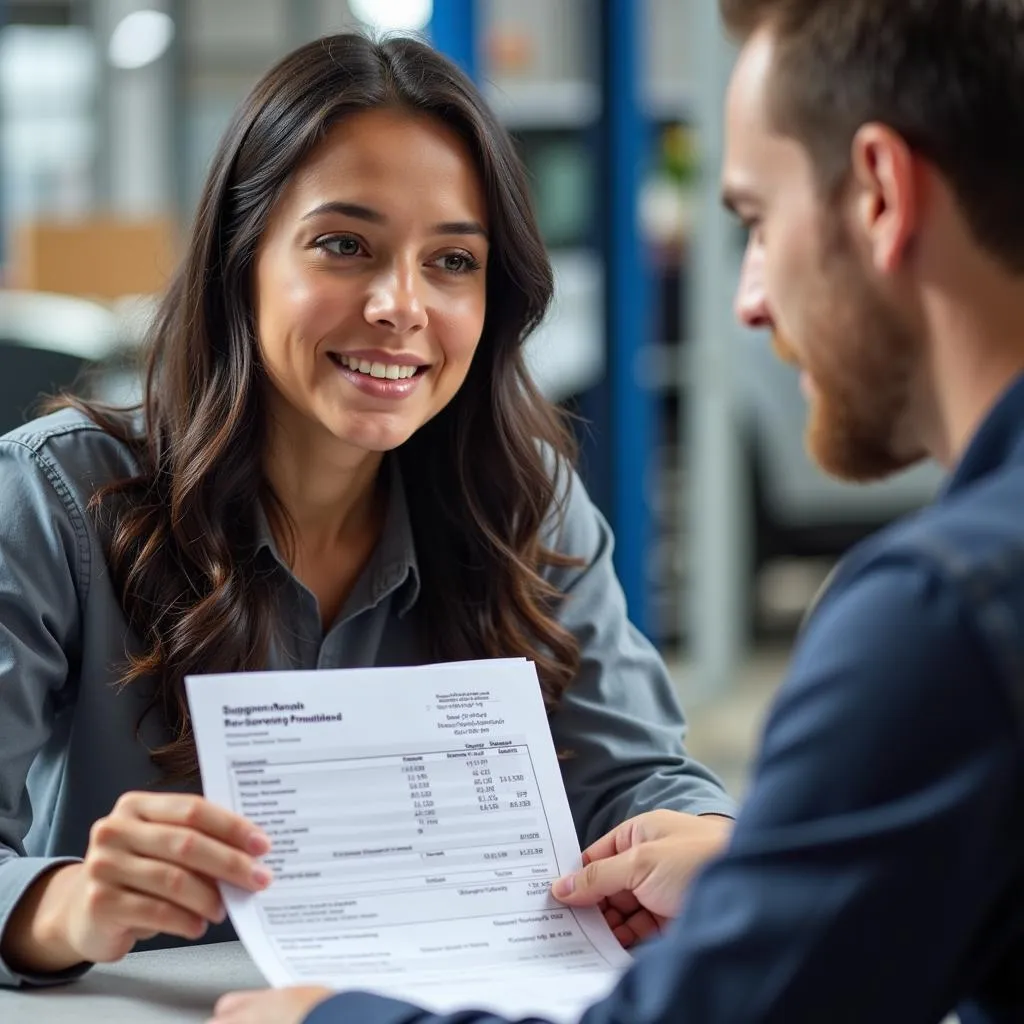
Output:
[325, 421, 414, 455]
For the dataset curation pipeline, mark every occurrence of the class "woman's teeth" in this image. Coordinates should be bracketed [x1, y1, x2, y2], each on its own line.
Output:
[336, 354, 420, 380]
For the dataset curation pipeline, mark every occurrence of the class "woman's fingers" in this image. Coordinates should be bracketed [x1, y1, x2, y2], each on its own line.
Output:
[72, 792, 273, 954]
[87, 844, 227, 924]
[114, 793, 270, 856]
[120, 821, 272, 893]
[80, 877, 211, 943]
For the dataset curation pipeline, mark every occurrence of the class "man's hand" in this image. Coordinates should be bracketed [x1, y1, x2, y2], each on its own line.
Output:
[208, 986, 333, 1024]
[551, 810, 732, 947]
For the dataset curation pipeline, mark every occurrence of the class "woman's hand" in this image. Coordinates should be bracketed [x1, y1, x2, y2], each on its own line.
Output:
[2, 792, 272, 973]
[208, 986, 334, 1024]
[551, 810, 732, 947]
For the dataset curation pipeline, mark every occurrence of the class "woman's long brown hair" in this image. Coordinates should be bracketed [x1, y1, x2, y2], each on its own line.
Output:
[62, 34, 582, 780]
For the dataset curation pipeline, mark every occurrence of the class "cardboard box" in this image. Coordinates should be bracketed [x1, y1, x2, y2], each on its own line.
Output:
[10, 216, 178, 300]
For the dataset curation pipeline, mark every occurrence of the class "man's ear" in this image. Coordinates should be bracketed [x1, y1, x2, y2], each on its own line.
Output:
[849, 123, 920, 274]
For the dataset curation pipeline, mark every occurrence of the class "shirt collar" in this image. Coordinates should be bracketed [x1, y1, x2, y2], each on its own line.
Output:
[255, 454, 421, 616]
[943, 370, 1024, 498]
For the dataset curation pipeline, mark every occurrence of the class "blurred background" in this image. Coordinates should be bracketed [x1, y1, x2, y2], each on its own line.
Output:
[0, 0, 944, 797]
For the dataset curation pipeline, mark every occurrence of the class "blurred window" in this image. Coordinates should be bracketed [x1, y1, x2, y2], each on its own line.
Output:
[0, 24, 96, 258]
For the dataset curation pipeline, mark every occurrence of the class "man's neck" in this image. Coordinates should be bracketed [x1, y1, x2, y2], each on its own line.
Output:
[915, 270, 1024, 467]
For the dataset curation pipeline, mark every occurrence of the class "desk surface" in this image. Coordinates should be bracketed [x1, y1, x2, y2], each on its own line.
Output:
[0, 940, 967, 1024]
[0, 941, 264, 1023]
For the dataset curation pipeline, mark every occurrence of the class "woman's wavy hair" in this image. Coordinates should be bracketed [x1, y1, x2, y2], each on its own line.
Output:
[66, 33, 581, 780]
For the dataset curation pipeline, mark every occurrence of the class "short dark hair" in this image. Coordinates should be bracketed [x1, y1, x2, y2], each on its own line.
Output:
[720, 0, 1024, 271]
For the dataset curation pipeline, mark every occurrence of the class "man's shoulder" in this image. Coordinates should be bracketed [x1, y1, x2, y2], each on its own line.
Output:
[849, 463, 1024, 596]
[809, 466, 1024, 727]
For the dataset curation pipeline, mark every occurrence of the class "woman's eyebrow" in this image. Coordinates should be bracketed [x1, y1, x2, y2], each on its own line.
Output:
[302, 201, 385, 224]
[302, 201, 488, 239]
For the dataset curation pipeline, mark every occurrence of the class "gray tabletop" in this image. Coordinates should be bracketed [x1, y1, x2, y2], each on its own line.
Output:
[0, 941, 265, 1023]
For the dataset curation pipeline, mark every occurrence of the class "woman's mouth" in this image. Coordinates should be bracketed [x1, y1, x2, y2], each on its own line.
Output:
[328, 352, 427, 380]
[326, 352, 430, 400]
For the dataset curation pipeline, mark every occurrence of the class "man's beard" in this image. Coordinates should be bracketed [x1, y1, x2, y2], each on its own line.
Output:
[774, 237, 924, 482]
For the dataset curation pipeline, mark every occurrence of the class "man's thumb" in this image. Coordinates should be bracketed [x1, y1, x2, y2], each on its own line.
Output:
[551, 854, 635, 905]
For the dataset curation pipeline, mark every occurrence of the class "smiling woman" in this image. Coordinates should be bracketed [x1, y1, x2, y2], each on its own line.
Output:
[0, 34, 732, 988]
[254, 108, 489, 463]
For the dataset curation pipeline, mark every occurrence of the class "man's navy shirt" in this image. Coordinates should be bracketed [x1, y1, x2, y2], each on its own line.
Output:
[308, 374, 1024, 1024]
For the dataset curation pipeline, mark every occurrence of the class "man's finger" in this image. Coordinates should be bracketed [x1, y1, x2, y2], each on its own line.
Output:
[580, 819, 635, 867]
[580, 810, 692, 867]
[605, 889, 642, 917]
[621, 907, 661, 944]
[603, 906, 625, 930]
[552, 851, 642, 905]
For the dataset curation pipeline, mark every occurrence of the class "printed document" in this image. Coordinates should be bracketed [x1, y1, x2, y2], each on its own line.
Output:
[185, 659, 632, 1022]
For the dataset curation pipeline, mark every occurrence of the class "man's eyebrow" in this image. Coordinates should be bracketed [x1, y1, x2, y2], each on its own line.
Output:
[302, 202, 488, 240]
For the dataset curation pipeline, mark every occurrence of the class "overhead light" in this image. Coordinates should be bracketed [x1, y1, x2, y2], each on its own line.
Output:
[108, 10, 174, 70]
[349, 0, 433, 33]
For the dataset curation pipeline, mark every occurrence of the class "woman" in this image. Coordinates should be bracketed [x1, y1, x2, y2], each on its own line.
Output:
[0, 34, 731, 987]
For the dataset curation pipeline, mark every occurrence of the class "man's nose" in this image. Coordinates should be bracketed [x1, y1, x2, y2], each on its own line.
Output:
[734, 240, 771, 329]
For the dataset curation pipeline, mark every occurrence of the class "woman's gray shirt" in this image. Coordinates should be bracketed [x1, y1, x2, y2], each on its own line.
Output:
[0, 409, 732, 986]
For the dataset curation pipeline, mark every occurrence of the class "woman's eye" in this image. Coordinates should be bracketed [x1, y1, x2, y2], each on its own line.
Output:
[436, 252, 481, 274]
[318, 236, 364, 257]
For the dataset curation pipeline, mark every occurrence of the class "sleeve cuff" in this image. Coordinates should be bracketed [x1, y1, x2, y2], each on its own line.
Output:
[690, 800, 737, 819]
[0, 856, 90, 988]
[697, 808, 737, 819]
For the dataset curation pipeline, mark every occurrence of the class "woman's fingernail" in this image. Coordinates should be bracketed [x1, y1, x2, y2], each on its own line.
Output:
[246, 831, 271, 855]
[252, 866, 272, 889]
[552, 875, 575, 898]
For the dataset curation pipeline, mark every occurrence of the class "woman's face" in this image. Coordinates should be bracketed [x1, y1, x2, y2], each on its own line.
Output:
[253, 107, 490, 456]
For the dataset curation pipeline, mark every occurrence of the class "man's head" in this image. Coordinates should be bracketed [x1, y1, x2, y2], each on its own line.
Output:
[720, 0, 1024, 479]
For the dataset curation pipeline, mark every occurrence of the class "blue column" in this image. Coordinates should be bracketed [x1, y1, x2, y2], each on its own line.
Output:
[427, 0, 478, 82]
[599, 0, 653, 636]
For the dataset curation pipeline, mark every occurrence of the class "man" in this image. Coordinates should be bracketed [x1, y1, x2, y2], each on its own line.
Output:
[211, 2, 1024, 1021]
